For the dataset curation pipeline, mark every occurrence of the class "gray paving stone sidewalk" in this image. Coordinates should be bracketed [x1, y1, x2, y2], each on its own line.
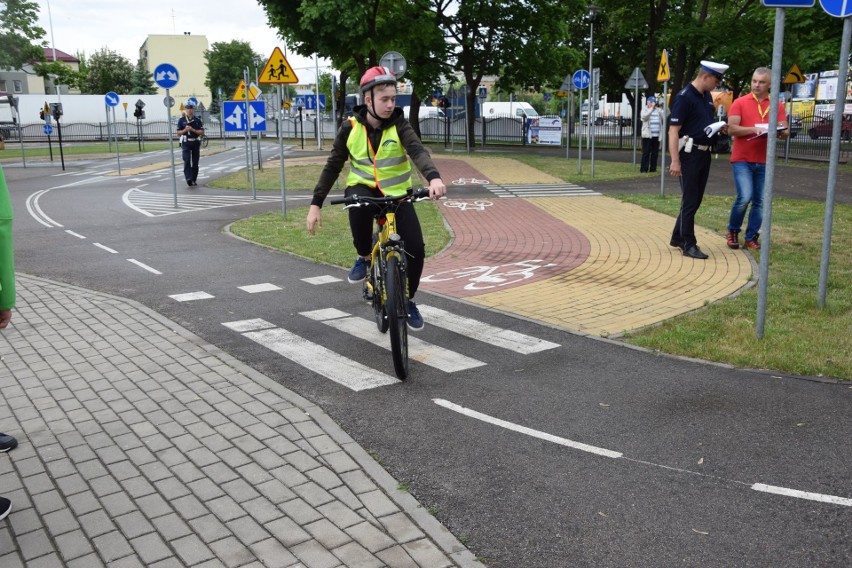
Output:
[0, 274, 483, 568]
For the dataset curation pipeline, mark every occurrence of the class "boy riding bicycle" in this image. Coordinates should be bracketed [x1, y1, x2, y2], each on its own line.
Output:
[306, 66, 447, 330]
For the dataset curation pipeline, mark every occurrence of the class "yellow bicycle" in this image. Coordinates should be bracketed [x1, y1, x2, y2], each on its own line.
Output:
[331, 187, 430, 380]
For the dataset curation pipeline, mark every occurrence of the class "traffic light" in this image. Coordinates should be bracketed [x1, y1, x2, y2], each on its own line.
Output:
[439, 96, 450, 109]
[6, 95, 18, 110]
[50, 103, 63, 121]
[133, 99, 146, 120]
[39, 110, 45, 121]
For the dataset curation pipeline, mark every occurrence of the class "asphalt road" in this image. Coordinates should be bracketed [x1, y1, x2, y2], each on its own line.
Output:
[4, 147, 851, 567]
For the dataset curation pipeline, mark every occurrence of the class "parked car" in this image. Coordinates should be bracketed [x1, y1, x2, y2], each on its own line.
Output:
[807, 113, 852, 141]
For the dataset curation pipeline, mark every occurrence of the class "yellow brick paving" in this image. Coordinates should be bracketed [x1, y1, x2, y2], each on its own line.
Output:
[462, 194, 753, 338]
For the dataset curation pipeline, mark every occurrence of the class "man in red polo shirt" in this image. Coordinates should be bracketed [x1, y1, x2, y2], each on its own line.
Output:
[724, 67, 787, 250]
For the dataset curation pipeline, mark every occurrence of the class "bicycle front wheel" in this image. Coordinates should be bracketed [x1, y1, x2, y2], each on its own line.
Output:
[384, 255, 409, 380]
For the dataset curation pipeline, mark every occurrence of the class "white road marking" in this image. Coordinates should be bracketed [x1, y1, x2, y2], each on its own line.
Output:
[26, 189, 63, 228]
[93, 243, 118, 253]
[122, 187, 281, 217]
[433, 398, 622, 458]
[751, 484, 852, 507]
[65, 230, 86, 239]
[221, 318, 277, 333]
[169, 292, 214, 302]
[126, 259, 162, 274]
[435, 398, 852, 508]
[302, 275, 343, 285]
[223, 321, 399, 391]
[417, 304, 560, 354]
[238, 283, 282, 293]
[302, 309, 486, 373]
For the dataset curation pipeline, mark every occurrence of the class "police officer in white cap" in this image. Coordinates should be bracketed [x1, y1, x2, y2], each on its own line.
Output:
[668, 60, 729, 259]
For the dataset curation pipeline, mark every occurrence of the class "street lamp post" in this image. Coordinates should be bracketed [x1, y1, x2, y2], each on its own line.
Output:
[588, 4, 597, 178]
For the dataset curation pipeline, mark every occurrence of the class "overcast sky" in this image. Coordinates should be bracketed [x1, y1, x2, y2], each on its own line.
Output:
[35, 0, 331, 83]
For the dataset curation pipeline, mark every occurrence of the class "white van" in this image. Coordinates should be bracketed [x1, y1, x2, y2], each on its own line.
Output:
[481, 101, 539, 119]
[403, 105, 445, 119]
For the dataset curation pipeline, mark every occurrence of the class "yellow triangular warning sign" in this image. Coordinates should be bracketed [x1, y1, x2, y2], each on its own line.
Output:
[233, 80, 247, 101]
[783, 64, 805, 85]
[657, 49, 670, 82]
[258, 47, 300, 85]
[232, 80, 261, 101]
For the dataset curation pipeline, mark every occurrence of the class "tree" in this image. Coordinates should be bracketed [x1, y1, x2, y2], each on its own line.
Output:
[32, 60, 84, 92]
[0, 0, 45, 70]
[80, 48, 133, 94]
[129, 58, 157, 94]
[205, 41, 262, 103]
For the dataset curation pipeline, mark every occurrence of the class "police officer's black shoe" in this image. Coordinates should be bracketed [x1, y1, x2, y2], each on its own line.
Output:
[670, 238, 684, 249]
[683, 245, 709, 259]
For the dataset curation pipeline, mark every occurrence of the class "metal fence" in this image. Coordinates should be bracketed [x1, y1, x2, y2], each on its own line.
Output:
[2, 111, 849, 162]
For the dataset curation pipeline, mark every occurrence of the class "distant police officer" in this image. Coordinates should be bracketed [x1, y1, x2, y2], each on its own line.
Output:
[176, 101, 204, 186]
[668, 60, 729, 259]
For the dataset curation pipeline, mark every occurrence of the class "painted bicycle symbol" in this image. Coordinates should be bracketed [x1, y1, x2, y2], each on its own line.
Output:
[451, 177, 490, 186]
[422, 259, 558, 290]
[443, 200, 493, 211]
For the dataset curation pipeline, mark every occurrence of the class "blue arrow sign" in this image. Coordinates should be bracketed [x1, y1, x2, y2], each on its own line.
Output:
[818, 0, 852, 16]
[301, 94, 326, 111]
[760, 0, 815, 6]
[153, 63, 179, 89]
[105, 92, 119, 107]
[187, 97, 199, 108]
[43, 124, 53, 136]
[223, 101, 266, 132]
[573, 70, 591, 90]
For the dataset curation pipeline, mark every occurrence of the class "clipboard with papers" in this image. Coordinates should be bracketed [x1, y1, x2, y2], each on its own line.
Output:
[745, 123, 787, 141]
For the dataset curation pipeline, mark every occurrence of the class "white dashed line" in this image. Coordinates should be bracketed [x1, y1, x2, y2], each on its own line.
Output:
[169, 292, 215, 302]
[126, 259, 162, 274]
[93, 243, 118, 253]
[238, 283, 282, 293]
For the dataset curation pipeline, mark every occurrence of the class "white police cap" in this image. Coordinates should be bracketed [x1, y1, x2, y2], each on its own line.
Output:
[700, 60, 728, 79]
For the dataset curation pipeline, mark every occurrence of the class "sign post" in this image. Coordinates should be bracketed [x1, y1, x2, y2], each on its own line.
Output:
[154, 63, 180, 207]
[657, 49, 670, 196]
[816, 0, 852, 308]
[259, 47, 299, 215]
[572, 69, 590, 173]
[105, 91, 121, 175]
[625, 67, 649, 166]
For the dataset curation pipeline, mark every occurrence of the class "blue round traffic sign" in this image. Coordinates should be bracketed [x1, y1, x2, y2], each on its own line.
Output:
[105, 92, 119, 107]
[819, 0, 852, 17]
[43, 124, 53, 136]
[153, 63, 180, 89]
[573, 70, 591, 90]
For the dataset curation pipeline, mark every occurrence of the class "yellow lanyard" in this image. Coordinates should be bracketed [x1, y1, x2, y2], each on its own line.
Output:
[753, 93, 769, 121]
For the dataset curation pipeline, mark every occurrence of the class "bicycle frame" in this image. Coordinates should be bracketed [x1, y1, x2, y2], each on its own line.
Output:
[330, 187, 430, 380]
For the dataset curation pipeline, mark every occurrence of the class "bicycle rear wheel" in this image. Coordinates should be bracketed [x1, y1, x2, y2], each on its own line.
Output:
[370, 260, 388, 333]
[384, 256, 409, 380]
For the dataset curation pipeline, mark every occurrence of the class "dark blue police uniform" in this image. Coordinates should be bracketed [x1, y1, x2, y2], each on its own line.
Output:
[177, 109, 204, 186]
[669, 84, 718, 251]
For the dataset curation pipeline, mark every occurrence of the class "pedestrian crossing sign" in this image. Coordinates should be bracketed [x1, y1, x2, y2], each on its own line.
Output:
[258, 47, 299, 85]
[232, 80, 261, 101]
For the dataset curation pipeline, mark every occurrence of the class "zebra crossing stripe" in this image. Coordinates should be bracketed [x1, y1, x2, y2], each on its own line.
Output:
[222, 318, 399, 391]
[416, 304, 560, 354]
[484, 183, 601, 198]
[301, 309, 486, 373]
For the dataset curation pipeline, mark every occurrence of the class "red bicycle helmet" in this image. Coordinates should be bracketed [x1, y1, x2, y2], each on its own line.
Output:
[359, 66, 396, 94]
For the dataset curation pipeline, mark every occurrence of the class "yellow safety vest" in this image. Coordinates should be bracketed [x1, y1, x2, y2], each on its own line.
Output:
[346, 117, 412, 196]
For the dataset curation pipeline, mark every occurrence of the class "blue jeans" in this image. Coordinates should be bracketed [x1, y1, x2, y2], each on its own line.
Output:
[728, 161, 765, 242]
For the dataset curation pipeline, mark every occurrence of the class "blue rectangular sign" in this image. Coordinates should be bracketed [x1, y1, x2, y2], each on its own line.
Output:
[223, 101, 266, 132]
[760, 0, 815, 6]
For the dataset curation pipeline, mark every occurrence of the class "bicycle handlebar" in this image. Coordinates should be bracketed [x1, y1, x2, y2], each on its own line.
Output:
[330, 187, 431, 207]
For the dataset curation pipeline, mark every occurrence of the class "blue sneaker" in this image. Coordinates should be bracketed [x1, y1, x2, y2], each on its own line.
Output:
[348, 257, 369, 283]
[407, 301, 424, 331]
